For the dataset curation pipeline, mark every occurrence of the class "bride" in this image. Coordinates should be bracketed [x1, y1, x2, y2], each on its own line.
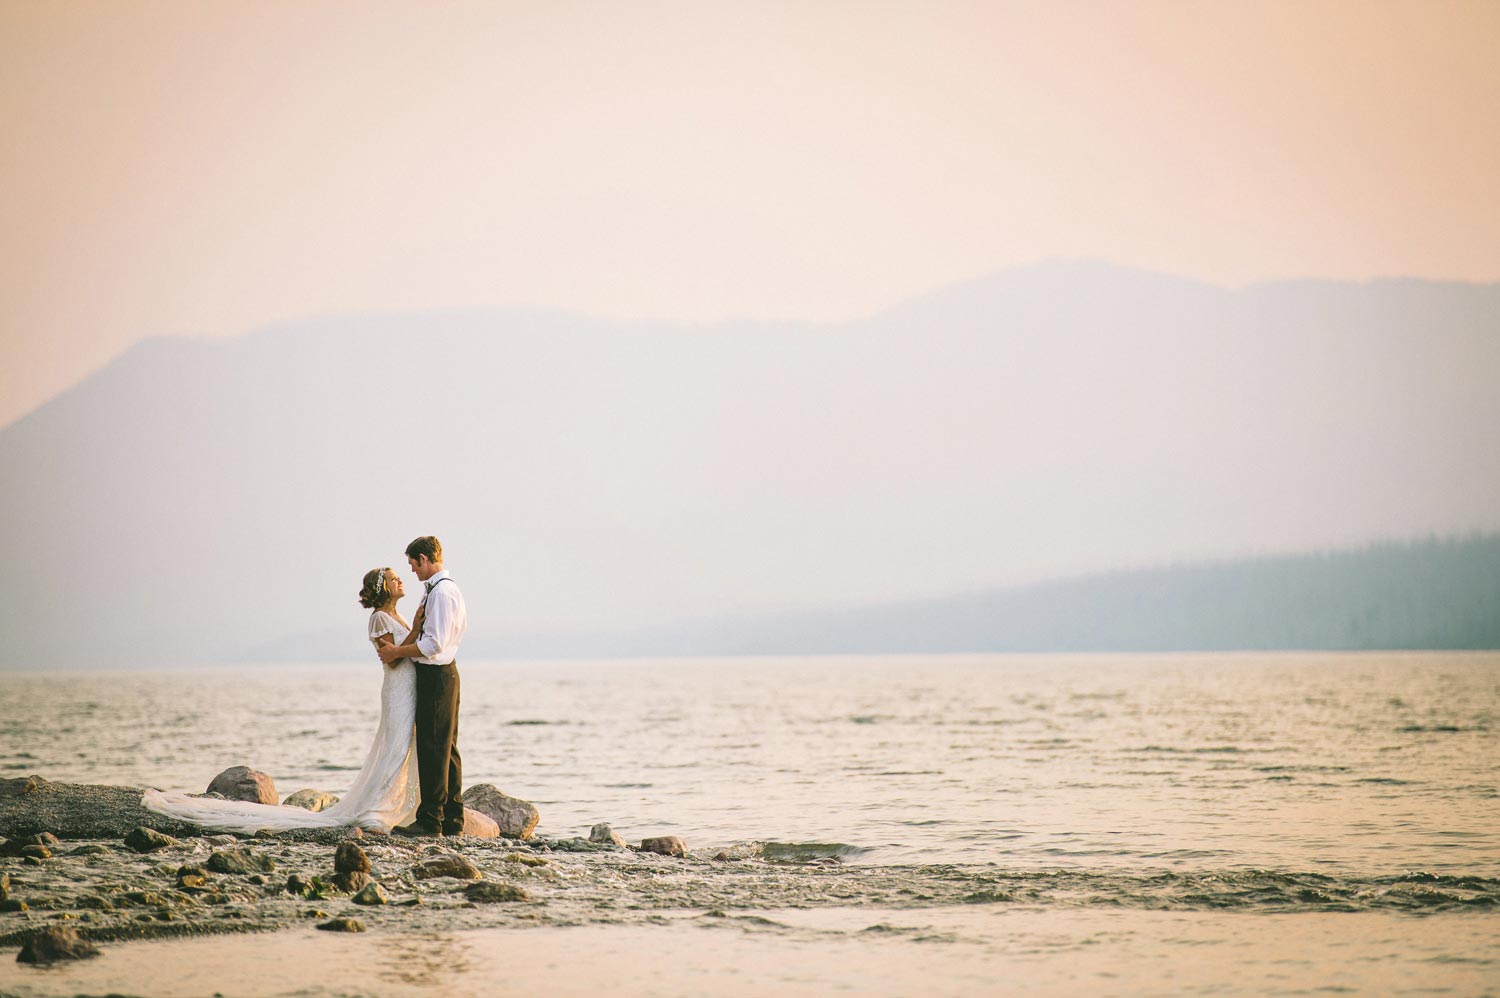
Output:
[142, 567, 421, 833]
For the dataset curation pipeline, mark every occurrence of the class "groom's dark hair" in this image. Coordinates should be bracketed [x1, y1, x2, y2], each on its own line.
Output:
[405, 535, 443, 563]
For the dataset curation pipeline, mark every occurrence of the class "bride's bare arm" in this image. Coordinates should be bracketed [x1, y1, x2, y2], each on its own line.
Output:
[373, 633, 402, 669]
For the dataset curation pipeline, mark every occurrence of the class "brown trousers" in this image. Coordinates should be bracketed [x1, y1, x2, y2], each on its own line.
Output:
[414, 661, 462, 829]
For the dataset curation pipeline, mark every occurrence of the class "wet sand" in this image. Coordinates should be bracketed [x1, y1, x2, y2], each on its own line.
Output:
[4, 907, 1496, 997]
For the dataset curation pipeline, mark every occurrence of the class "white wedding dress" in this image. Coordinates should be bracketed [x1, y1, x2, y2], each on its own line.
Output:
[142, 610, 420, 833]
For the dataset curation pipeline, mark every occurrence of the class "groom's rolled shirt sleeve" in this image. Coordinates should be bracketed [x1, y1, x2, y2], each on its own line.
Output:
[416, 590, 459, 661]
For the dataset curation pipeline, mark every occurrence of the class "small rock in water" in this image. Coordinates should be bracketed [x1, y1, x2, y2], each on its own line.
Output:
[1, 898, 27, 912]
[0, 871, 8, 898]
[503, 852, 548, 867]
[206, 766, 278, 805]
[175, 865, 209, 889]
[461, 785, 539, 839]
[713, 851, 730, 862]
[16, 926, 100, 964]
[316, 917, 365, 933]
[207, 847, 276, 875]
[465, 882, 529, 903]
[331, 870, 370, 894]
[640, 836, 687, 857]
[282, 788, 340, 812]
[351, 882, 388, 905]
[69, 844, 112, 856]
[20, 845, 51, 860]
[285, 874, 308, 895]
[203, 834, 240, 847]
[123, 827, 178, 854]
[0, 834, 58, 857]
[412, 854, 482, 880]
[589, 823, 627, 848]
[334, 841, 370, 873]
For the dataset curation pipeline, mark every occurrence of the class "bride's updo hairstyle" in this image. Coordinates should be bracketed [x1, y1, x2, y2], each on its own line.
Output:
[358, 567, 392, 609]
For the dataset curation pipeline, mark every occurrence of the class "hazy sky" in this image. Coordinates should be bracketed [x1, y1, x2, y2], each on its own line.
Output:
[3, 0, 1498, 428]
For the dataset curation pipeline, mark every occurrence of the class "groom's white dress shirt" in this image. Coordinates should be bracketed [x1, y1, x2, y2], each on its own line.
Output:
[414, 569, 467, 665]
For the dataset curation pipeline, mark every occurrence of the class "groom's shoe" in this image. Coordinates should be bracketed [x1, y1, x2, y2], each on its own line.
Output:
[393, 821, 443, 838]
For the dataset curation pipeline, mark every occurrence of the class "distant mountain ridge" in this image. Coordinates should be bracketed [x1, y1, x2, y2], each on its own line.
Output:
[505, 533, 1498, 658]
[2, 260, 1497, 666]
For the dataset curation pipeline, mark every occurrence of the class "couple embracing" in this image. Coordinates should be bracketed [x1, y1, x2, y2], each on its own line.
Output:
[143, 536, 468, 836]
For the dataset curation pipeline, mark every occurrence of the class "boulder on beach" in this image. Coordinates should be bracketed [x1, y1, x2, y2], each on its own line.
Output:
[461, 785, 538, 839]
[352, 881, 388, 905]
[207, 766, 278, 805]
[283, 789, 340, 812]
[590, 823, 627, 848]
[640, 836, 688, 857]
[332, 869, 371, 893]
[16, 926, 100, 964]
[460, 806, 499, 838]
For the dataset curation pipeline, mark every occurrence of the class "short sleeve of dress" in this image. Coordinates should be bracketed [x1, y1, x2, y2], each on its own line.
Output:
[367, 611, 396, 642]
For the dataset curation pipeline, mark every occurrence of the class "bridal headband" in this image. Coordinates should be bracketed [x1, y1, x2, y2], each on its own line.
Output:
[371, 568, 388, 598]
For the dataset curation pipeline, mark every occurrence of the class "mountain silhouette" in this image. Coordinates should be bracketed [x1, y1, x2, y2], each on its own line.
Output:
[3, 261, 1497, 665]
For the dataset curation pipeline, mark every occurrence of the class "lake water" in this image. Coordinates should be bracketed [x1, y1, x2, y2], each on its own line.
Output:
[2, 651, 1497, 996]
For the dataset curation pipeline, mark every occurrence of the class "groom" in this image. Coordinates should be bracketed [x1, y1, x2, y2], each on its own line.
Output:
[378, 535, 468, 836]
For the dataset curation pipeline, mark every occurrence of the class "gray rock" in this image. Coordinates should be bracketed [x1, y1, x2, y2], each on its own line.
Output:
[412, 854, 482, 880]
[206, 847, 276, 874]
[640, 836, 688, 857]
[351, 881, 388, 905]
[206, 766, 278, 805]
[589, 823, 627, 848]
[334, 841, 370, 873]
[123, 827, 178, 853]
[16, 926, 100, 964]
[461, 785, 539, 839]
[204, 834, 240, 847]
[283, 788, 340, 812]
[465, 881, 529, 903]
[316, 917, 365, 932]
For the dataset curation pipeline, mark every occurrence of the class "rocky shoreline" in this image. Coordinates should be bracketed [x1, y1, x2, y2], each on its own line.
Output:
[6, 778, 1497, 965]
